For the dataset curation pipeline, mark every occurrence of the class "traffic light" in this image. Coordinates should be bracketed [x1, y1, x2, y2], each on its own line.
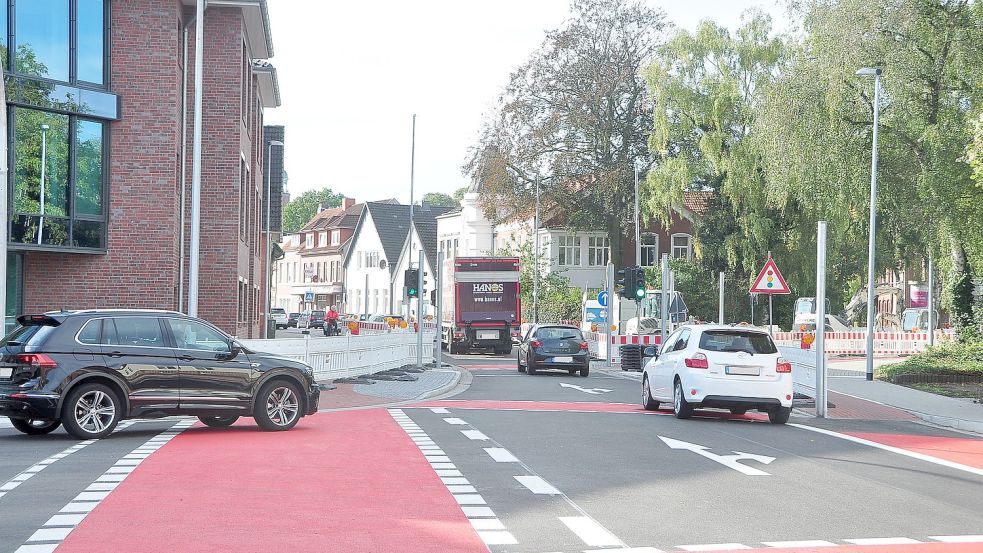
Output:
[430, 290, 437, 305]
[404, 269, 419, 298]
[632, 266, 646, 299]
[617, 267, 629, 298]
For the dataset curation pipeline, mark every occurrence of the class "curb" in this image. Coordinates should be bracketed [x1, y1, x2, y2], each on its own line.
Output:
[414, 365, 470, 401]
[831, 389, 983, 435]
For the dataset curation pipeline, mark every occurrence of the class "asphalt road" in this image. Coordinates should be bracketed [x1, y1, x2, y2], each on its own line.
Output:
[1, 348, 981, 553]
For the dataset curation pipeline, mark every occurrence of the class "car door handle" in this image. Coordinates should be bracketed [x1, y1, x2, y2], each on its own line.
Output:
[107, 351, 123, 358]
[178, 355, 194, 362]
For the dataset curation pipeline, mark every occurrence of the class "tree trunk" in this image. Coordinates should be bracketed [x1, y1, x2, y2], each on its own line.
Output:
[608, 218, 625, 270]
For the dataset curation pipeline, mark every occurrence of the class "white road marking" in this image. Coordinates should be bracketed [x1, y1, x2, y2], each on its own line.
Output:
[441, 477, 469, 485]
[559, 516, 625, 547]
[460, 506, 496, 517]
[790, 423, 983, 477]
[559, 382, 612, 395]
[930, 535, 983, 543]
[584, 548, 663, 553]
[678, 544, 752, 551]
[430, 463, 457, 469]
[514, 475, 561, 495]
[461, 430, 489, 440]
[470, 518, 505, 530]
[446, 485, 477, 494]
[845, 538, 922, 545]
[435, 469, 462, 477]
[426, 456, 452, 463]
[0, 440, 97, 499]
[484, 447, 519, 463]
[16, 420, 195, 553]
[430, 408, 450, 414]
[659, 436, 774, 476]
[443, 417, 469, 425]
[477, 530, 518, 545]
[762, 541, 836, 548]
[453, 494, 487, 505]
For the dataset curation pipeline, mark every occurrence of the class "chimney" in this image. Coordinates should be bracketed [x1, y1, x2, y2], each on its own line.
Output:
[344, 197, 355, 209]
[317, 203, 324, 213]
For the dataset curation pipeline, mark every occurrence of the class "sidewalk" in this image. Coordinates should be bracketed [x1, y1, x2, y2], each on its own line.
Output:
[316, 365, 465, 411]
[828, 377, 983, 434]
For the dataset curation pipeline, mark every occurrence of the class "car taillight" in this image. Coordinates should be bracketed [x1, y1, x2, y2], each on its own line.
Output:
[579, 341, 589, 351]
[776, 358, 792, 373]
[684, 352, 708, 369]
[16, 353, 58, 369]
[530, 340, 543, 348]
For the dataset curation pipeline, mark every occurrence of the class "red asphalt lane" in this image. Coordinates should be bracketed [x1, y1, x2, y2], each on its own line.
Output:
[844, 431, 983, 470]
[58, 410, 487, 553]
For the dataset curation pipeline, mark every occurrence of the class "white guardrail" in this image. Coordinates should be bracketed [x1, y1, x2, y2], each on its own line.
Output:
[772, 330, 954, 355]
[779, 346, 819, 400]
[241, 330, 437, 382]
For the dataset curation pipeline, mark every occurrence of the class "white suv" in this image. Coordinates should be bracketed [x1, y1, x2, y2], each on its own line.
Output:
[641, 325, 793, 424]
[270, 308, 288, 329]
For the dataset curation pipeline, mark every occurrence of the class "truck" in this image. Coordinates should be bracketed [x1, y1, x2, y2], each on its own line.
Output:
[442, 257, 521, 355]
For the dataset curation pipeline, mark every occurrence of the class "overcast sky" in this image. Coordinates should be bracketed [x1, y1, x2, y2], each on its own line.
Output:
[264, 1, 789, 204]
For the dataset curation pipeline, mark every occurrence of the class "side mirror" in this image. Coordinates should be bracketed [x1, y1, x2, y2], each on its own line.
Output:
[218, 344, 241, 360]
[642, 346, 659, 358]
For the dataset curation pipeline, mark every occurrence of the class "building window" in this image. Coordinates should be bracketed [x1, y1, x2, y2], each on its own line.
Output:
[671, 233, 692, 260]
[641, 234, 659, 266]
[15, 0, 71, 82]
[365, 251, 379, 269]
[305, 233, 313, 249]
[557, 235, 581, 267]
[239, 159, 247, 241]
[453, 239, 459, 258]
[331, 230, 340, 245]
[9, 108, 107, 249]
[587, 236, 609, 266]
[318, 232, 327, 247]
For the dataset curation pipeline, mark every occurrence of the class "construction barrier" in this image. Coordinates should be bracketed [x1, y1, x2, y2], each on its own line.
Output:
[585, 332, 663, 364]
[772, 330, 955, 355]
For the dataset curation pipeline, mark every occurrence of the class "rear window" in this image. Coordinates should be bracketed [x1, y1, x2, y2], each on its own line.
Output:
[271, 308, 286, 315]
[536, 327, 583, 340]
[1, 323, 56, 347]
[311, 311, 325, 318]
[699, 330, 777, 354]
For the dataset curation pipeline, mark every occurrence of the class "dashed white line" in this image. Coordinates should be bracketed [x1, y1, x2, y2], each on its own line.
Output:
[0, 440, 97, 499]
[443, 417, 469, 425]
[584, 548, 662, 553]
[484, 447, 519, 462]
[514, 475, 561, 495]
[476, 530, 518, 545]
[461, 429, 489, 440]
[845, 537, 922, 546]
[559, 516, 625, 547]
[430, 408, 450, 414]
[678, 544, 752, 551]
[460, 506, 496, 517]
[762, 540, 836, 548]
[931, 535, 983, 543]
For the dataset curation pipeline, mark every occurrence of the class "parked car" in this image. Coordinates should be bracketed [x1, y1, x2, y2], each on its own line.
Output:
[640, 325, 793, 424]
[517, 324, 589, 377]
[368, 314, 405, 324]
[0, 310, 320, 439]
[306, 310, 326, 329]
[297, 312, 311, 328]
[287, 312, 300, 328]
[270, 307, 288, 329]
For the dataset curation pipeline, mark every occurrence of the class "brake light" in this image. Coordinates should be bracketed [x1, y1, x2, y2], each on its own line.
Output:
[579, 341, 589, 351]
[776, 358, 792, 373]
[684, 352, 708, 369]
[16, 353, 58, 369]
[529, 340, 543, 348]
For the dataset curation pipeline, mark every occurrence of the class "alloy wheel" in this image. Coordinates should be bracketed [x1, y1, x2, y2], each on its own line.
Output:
[74, 390, 116, 434]
[266, 386, 299, 427]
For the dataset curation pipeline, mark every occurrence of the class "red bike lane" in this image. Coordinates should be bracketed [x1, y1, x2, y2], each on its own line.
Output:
[57, 410, 487, 553]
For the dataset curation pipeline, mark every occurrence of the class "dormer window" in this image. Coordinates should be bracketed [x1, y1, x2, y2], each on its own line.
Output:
[305, 233, 313, 248]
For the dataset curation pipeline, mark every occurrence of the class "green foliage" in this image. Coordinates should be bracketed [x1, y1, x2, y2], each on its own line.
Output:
[452, 187, 468, 202]
[950, 256, 979, 342]
[282, 187, 345, 233]
[421, 192, 459, 208]
[878, 341, 983, 379]
[498, 241, 581, 323]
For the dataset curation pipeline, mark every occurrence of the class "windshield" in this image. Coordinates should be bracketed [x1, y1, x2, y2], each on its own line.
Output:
[0, 324, 53, 347]
[699, 330, 778, 354]
[536, 327, 583, 340]
[795, 298, 816, 315]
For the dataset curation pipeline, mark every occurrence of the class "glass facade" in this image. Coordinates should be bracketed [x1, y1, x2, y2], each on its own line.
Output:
[5, 1, 110, 253]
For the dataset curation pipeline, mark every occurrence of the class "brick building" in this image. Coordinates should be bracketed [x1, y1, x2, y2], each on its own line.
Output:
[3, 0, 281, 338]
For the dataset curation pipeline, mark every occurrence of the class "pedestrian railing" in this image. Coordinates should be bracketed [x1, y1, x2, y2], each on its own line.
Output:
[773, 330, 955, 355]
[241, 331, 437, 382]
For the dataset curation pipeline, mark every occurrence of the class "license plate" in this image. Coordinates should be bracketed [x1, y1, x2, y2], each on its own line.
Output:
[477, 330, 499, 340]
[725, 365, 760, 376]
[0, 367, 12, 379]
[552, 356, 573, 363]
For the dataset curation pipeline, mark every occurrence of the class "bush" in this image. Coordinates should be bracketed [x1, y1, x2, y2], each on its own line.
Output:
[877, 341, 983, 380]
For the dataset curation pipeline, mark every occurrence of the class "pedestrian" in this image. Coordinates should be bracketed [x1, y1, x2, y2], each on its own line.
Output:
[325, 305, 340, 336]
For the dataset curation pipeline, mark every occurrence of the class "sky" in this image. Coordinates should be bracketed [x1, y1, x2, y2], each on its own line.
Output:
[264, 0, 790, 205]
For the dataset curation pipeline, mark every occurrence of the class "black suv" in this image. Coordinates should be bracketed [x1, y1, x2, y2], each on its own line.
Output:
[0, 310, 320, 439]
[306, 310, 326, 329]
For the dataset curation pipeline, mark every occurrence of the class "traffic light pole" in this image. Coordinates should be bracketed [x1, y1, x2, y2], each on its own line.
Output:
[416, 249, 425, 369]
[435, 252, 444, 369]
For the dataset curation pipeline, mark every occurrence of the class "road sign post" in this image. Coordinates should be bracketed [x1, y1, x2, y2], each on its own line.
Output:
[816, 222, 828, 417]
[605, 263, 614, 367]
[749, 253, 791, 335]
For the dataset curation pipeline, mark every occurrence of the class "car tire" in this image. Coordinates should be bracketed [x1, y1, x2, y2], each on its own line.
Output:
[527, 361, 537, 375]
[579, 366, 590, 377]
[10, 417, 61, 435]
[730, 408, 748, 416]
[517, 353, 526, 373]
[768, 406, 791, 424]
[255, 380, 303, 431]
[568, 369, 577, 375]
[641, 376, 660, 411]
[61, 383, 122, 439]
[673, 379, 694, 419]
[198, 415, 240, 428]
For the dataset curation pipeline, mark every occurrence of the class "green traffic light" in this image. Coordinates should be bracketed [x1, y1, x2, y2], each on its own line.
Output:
[635, 288, 644, 298]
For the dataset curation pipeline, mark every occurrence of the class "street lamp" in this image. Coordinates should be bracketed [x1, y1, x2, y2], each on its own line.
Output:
[264, 139, 284, 338]
[533, 175, 540, 324]
[37, 124, 49, 245]
[857, 66, 882, 381]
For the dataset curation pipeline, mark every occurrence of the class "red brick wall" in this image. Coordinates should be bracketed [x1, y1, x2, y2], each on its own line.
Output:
[620, 213, 695, 267]
[23, 0, 182, 313]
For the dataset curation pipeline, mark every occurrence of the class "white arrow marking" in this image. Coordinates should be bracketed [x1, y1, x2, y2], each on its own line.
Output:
[659, 436, 775, 476]
[559, 382, 613, 395]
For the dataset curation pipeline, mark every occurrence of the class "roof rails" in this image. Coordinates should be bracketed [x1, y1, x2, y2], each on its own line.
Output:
[54, 308, 187, 316]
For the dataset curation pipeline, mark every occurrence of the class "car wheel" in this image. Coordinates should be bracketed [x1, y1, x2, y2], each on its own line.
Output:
[10, 417, 61, 435]
[198, 415, 240, 428]
[579, 365, 590, 377]
[517, 352, 526, 373]
[62, 383, 122, 439]
[768, 406, 791, 424]
[527, 360, 537, 375]
[255, 381, 303, 431]
[641, 376, 660, 411]
[730, 408, 748, 416]
[673, 379, 693, 419]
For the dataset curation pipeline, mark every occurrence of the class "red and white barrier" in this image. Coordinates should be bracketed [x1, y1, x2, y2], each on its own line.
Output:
[773, 330, 954, 355]
[585, 332, 663, 363]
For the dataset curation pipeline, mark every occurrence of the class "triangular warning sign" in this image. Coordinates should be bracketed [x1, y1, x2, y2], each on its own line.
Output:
[749, 255, 790, 295]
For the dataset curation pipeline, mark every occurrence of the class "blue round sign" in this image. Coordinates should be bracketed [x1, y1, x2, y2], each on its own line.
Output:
[597, 291, 609, 307]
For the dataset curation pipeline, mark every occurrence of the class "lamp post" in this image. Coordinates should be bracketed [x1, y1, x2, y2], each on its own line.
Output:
[263, 139, 284, 338]
[857, 66, 882, 381]
[37, 124, 49, 245]
[533, 175, 540, 324]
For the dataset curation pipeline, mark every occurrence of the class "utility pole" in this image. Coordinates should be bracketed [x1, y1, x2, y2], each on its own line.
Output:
[718, 272, 725, 324]
[533, 175, 541, 324]
[928, 253, 935, 346]
[816, 221, 828, 417]
[858, 67, 882, 381]
[416, 249, 425, 369]
[634, 163, 641, 266]
[435, 251, 444, 368]
[660, 254, 669, 346]
[188, 0, 206, 317]
[0, 74, 7, 333]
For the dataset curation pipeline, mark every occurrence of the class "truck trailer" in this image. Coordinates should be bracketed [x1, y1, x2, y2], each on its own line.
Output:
[441, 257, 521, 355]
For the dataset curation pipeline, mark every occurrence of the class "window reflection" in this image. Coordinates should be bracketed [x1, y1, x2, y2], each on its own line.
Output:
[77, 0, 104, 84]
[14, 109, 69, 218]
[75, 120, 103, 216]
[15, 0, 71, 82]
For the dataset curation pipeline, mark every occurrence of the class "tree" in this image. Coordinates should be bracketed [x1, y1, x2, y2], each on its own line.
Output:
[466, 0, 666, 268]
[452, 187, 468, 202]
[421, 192, 459, 208]
[281, 187, 344, 233]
